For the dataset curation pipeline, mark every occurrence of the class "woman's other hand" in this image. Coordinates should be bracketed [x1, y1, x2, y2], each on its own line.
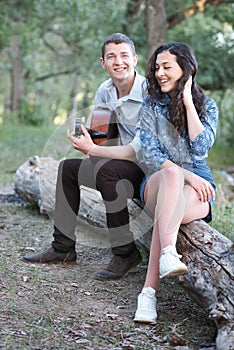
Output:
[188, 173, 215, 202]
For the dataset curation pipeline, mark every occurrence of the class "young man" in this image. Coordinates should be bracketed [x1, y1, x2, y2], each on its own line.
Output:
[23, 33, 146, 280]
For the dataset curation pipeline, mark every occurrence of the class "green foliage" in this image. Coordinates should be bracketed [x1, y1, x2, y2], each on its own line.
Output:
[208, 141, 234, 167]
[0, 0, 148, 117]
[208, 1, 234, 24]
[223, 91, 234, 147]
[0, 0, 233, 145]
[0, 122, 56, 180]
[165, 0, 194, 17]
[208, 89, 234, 147]
[211, 170, 234, 242]
[19, 98, 45, 126]
[0, 121, 80, 184]
[168, 13, 234, 91]
[212, 200, 234, 242]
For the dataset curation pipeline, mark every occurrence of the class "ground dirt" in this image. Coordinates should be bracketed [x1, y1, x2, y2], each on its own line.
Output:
[0, 186, 218, 350]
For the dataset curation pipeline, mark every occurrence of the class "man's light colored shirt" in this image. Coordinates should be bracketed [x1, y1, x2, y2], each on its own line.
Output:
[94, 72, 145, 155]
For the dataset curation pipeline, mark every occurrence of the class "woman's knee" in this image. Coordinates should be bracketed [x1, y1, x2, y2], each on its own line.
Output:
[161, 166, 183, 186]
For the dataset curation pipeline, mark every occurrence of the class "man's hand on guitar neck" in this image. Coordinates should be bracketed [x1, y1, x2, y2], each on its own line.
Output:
[68, 125, 137, 162]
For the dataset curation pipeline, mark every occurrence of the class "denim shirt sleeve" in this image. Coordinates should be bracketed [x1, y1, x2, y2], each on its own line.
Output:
[189, 97, 218, 157]
[139, 102, 168, 172]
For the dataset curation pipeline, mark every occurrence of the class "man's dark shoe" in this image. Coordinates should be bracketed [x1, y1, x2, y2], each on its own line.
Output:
[95, 248, 142, 280]
[22, 247, 77, 264]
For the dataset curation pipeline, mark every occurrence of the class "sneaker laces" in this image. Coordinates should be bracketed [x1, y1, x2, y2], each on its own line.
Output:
[161, 246, 182, 259]
[138, 290, 155, 310]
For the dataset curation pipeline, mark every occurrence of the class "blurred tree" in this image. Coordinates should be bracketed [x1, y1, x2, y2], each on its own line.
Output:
[145, 0, 167, 58]
[0, 0, 40, 117]
[10, 35, 25, 111]
[0, 0, 233, 127]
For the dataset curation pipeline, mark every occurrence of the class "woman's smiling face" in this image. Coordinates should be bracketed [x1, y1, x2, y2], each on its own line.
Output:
[155, 50, 183, 94]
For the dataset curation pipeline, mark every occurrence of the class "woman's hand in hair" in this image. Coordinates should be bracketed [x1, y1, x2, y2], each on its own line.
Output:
[183, 76, 193, 107]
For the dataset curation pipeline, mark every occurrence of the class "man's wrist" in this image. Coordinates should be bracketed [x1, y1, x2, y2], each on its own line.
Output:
[87, 144, 98, 156]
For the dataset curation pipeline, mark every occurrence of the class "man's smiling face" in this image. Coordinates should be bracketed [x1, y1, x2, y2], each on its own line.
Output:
[100, 42, 138, 83]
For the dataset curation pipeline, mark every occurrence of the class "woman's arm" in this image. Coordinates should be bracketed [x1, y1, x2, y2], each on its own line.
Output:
[183, 77, 218, 156]
[183, 77, 204, 140]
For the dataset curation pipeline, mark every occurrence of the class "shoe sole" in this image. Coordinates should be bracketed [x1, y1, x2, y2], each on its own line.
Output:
[134, 317, 157, 324]
[22, 258, 77, 265]
[95, 256, 142, 280]
[160, 266, 188, 279]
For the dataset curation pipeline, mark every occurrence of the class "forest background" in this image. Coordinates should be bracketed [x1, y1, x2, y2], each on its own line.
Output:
[0, 0, 233, 134]
[0, 0, 233, 234]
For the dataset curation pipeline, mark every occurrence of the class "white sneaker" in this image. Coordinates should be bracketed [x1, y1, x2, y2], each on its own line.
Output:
[160, 245, 188, 279]
[134, 287, 157, 324]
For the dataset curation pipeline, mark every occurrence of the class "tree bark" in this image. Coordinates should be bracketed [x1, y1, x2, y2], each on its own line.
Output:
[10, 35, 25, 112]
[145, 0, 167, 59]
[67, 75, 79, 125]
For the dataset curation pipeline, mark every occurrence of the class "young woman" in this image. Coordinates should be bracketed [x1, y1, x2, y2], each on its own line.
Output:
[134, 42, 218, 323]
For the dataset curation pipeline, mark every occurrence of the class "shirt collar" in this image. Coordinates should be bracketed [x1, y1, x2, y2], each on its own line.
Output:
[106, 71, 145, 103]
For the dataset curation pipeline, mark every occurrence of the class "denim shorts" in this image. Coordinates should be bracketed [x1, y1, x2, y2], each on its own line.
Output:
[140, 162, 216, 223]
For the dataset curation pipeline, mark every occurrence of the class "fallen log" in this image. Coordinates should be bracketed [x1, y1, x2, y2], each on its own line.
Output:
[14, 156, 234, 350]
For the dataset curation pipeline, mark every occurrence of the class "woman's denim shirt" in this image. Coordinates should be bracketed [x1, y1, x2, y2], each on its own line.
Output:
[139, 94, 218, 178]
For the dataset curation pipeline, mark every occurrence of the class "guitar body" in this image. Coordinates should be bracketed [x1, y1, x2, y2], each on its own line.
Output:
[89, 108, 119, 146]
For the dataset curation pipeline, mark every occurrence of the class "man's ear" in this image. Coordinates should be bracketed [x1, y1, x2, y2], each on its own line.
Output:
[133, 55, 138, 67]
[100, 57, 105, 69]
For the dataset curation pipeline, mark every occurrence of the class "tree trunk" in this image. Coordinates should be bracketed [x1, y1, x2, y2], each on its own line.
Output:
[67, 75, 79, 125]
[10, 35, 25, 112]
[145, 0, 167, 59]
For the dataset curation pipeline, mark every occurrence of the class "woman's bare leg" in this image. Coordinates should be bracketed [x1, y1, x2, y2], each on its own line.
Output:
[143, 167, 185, 289]
[143, 167, 210, 290]
[134, 168, 211, 324]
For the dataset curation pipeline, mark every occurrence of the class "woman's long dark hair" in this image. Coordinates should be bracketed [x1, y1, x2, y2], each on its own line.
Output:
[145, 42, 206, 135]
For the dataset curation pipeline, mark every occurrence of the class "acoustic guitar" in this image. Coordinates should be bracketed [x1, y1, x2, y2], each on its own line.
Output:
[87, 108, 119, 146]
[88, 108, 111, 145]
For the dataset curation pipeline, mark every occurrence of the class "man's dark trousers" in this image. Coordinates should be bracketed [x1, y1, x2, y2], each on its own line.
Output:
[52, 157, 146, 256]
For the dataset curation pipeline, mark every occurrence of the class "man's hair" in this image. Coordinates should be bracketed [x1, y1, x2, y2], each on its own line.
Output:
[101, 33, 136, 59]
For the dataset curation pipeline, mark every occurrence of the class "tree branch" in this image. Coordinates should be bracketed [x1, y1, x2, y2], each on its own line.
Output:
[168, 0, 227, 28]
[36, 68, 80, 81]
[43, 36, 61, 56]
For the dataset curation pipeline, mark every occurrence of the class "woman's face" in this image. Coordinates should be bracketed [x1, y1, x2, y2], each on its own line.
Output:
[155, 50, 183, 94]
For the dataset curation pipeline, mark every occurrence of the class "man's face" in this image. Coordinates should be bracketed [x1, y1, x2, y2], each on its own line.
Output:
[100, 42, 138, 82]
